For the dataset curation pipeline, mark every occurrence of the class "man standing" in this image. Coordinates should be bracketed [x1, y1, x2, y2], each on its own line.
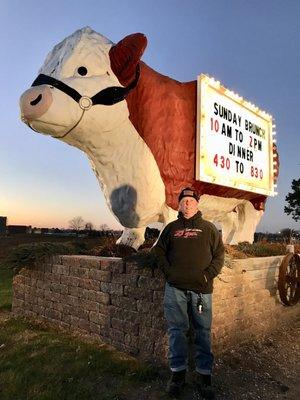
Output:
[154, 188, 224, 399]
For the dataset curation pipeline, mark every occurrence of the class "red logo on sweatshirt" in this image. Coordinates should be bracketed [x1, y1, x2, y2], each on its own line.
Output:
[174, 229, 202, 238]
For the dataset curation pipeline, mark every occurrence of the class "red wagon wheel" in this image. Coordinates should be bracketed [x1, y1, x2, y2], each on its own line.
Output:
[278, 253, 300, 306]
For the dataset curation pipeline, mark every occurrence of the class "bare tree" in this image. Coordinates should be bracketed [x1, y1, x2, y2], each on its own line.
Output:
[99, 223, 109, 231]
[280, 228, 294, 244]
[69, 216, 85, 232]
[85, 222, 94, 231]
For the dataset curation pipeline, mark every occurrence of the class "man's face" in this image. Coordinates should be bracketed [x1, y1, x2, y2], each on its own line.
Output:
[179, 197, 198, 219]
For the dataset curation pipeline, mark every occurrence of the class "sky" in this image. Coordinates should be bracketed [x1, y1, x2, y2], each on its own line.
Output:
[0, 0, 299, 232]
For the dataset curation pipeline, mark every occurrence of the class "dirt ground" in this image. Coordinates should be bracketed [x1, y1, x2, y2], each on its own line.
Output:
[129, 318, 300, 400]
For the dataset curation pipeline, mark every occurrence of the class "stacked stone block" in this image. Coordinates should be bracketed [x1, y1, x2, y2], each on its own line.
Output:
[12, 255, 168, 362]
[12, 255, 299, 363]
[212, 256, 298, 350]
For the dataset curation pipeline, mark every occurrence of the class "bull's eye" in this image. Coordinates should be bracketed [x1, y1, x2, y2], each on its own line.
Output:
[77, 66, 88, 76]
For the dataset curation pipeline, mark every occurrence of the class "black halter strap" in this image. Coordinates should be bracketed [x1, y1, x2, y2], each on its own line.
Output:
[31, 66, 140, 107]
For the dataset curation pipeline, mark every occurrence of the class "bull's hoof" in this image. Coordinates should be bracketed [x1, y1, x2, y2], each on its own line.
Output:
[116, 227, 146, 250]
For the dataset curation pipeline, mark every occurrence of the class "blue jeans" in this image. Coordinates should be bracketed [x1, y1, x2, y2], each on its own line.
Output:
[164, 282, 214, 374]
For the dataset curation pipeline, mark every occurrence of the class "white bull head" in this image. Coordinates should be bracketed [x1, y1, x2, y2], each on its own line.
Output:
[20, 28, 135, 138]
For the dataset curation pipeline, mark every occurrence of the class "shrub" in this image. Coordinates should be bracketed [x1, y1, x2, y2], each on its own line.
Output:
[1, 242, 77, 273]
[234, 242, 287, 257]
[89, 237, 136, 258]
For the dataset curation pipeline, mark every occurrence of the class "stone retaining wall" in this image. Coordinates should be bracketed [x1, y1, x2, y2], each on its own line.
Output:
[12, 255, 299, 363]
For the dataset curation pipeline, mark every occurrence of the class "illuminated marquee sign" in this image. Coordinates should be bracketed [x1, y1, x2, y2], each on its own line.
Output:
[196, 74, 276, 196]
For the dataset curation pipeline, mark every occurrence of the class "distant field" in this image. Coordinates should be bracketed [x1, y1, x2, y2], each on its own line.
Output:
[0, 269, 13, 311]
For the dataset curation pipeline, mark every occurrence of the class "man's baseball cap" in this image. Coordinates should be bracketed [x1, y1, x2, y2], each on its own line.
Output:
[178, 187, 200, 202]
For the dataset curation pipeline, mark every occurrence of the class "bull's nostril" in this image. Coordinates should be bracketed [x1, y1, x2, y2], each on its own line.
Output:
[30, 94, 42, 106]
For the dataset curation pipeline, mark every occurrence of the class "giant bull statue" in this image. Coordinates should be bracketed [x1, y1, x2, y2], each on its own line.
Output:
[20, 27, 279, 248]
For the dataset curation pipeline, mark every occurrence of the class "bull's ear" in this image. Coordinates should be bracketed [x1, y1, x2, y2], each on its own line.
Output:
[109, 33, 147, 86]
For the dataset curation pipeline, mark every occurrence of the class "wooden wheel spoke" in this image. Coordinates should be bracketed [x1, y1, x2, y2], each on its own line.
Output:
[286, 275, 297, 285]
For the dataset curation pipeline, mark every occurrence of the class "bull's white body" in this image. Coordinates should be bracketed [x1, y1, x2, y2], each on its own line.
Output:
[20, 27, 263, 248]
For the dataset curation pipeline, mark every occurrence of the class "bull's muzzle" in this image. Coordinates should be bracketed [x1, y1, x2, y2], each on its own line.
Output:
[20, 85, 53, 122]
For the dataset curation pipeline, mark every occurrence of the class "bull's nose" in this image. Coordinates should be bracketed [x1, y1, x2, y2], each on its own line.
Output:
[30, 93, 42, 106]
[20, 85, 53, 122]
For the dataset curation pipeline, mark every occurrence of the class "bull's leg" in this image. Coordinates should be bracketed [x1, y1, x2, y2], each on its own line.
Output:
[149, 205, 178, 247]
[231, 202, 264, 244]
[218, 212, 239, 244]
[116, 227, 146, 250]
[116, 204, 173, 250]
[161, 204, 178, 226]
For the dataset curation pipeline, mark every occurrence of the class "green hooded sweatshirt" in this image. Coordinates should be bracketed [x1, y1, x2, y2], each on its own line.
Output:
[154, 211, 224, 293]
